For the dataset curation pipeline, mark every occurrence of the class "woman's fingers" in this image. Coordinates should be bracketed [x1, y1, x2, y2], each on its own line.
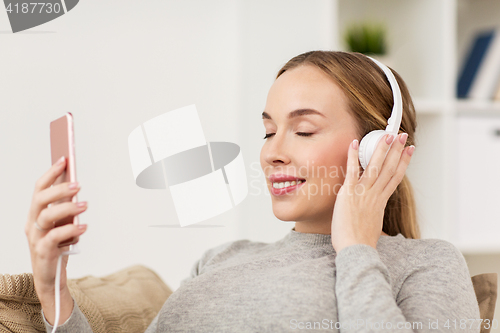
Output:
[371, 133, 409, 193]
[36, 201, 87, 231]
[343, 139, 361, 193]
[30, 182, 80, 222]
[38, 223, 87, 250]
[358, 133, 394, 189]
[26, 200, 87, 250]
[381, 146, 414, 199]
[34, 156, 66, 192]
[28, 157, 68, 221]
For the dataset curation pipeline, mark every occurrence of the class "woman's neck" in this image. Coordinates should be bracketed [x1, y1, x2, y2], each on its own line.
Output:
[293, 221, 389, 236]
[293, 221, 331, 234]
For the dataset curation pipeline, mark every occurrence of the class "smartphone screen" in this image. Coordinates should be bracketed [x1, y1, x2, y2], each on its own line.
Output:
[50, 113, 79, 245]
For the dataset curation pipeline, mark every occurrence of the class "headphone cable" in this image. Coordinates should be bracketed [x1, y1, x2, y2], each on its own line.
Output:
[51, 243, 80, 333]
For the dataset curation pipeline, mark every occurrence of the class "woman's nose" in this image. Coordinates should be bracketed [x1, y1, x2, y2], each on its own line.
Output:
[263, 134, 291, 165]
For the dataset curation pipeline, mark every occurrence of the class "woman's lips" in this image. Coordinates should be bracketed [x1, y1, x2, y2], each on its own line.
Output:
[270, 180, 306, 196]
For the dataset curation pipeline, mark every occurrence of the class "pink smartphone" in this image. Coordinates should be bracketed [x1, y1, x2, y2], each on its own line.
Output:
[50, 113, 79, 247]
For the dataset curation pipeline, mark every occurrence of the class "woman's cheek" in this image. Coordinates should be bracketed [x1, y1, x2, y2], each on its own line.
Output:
[322, 151, 348, 190]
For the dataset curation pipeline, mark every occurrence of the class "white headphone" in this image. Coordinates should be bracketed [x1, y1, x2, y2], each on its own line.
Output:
[358, 56, 403, 170]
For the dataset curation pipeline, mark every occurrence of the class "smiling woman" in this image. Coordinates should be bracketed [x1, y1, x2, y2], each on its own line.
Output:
[32, 51, 480, 333]
[260, 51, 419, 239]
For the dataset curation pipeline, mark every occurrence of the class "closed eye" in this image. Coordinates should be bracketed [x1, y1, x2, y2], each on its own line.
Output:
[263, 133, 274, 139]
[262, 132, 313, 139]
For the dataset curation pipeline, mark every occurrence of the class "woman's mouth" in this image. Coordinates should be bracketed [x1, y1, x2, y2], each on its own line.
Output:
[270, 179, 306, 196]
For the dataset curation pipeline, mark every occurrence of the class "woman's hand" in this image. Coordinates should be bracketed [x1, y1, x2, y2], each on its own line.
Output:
[331, 133, 415, 253]
[24, 156, 88, 325]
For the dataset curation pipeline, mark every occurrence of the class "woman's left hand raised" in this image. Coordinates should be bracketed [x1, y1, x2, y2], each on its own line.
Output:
[331, 132, 415, 253]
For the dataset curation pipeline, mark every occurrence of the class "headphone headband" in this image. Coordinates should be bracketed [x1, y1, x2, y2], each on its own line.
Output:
[366, 56, 403, 136]
[357, 56, 404, 170]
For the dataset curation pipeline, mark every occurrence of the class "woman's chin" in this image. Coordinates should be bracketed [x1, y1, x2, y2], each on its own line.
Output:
[272, 205, 302, 221]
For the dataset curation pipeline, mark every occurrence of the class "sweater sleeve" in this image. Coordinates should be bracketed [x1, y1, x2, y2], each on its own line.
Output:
[334, 241, 481, 332]
[42, 297, 93, 333]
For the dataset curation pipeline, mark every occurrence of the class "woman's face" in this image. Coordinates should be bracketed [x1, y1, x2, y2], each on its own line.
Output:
[260, 64, 360, 232]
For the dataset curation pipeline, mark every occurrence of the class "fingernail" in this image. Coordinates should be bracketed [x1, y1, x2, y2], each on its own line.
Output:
[407, 145, 415, 156]
[77, 224, 87, 231]
[351, 139, 359, 150]
[385, 134, 394, 145]
[399, 133, 408, 144]
[77, 201, 87, 208]
[69, 182, 79, 190]
[57, 156, 65, 166]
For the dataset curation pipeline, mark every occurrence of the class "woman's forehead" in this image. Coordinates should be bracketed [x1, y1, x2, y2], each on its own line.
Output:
[265, 65, 351, 122]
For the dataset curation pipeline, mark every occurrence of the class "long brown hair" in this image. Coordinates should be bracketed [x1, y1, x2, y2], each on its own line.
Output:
[277, 51, 420, 239]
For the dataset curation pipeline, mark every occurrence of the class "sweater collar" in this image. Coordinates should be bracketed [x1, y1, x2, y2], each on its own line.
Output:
[280, 227, 333, 248]
[281, 227, 403, 249]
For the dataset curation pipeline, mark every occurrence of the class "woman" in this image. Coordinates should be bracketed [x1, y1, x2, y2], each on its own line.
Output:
[27, 51, 480, 332]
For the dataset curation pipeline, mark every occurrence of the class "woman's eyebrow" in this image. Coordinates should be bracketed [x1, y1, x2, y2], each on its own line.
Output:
[262, 109, 326, 120]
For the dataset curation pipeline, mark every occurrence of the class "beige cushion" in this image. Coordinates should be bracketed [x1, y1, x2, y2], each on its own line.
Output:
[471, 273, 498, 333]
[0, 265, 172, 333]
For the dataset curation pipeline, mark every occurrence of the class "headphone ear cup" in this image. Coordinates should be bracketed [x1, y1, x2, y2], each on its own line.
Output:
[358, 130, 387, 170]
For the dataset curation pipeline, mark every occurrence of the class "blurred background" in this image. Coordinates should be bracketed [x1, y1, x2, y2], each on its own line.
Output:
[1, 0, 499, 328]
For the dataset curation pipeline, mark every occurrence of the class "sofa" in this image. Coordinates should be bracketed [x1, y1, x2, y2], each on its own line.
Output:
[0, 266, 497, 333]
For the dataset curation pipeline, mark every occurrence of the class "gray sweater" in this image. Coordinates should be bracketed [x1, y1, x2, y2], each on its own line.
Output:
[44, 227, 481, 332]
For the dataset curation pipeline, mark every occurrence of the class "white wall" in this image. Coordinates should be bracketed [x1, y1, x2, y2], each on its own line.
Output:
[235, 0, 336, 243]
[0, 0, 336, 291]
